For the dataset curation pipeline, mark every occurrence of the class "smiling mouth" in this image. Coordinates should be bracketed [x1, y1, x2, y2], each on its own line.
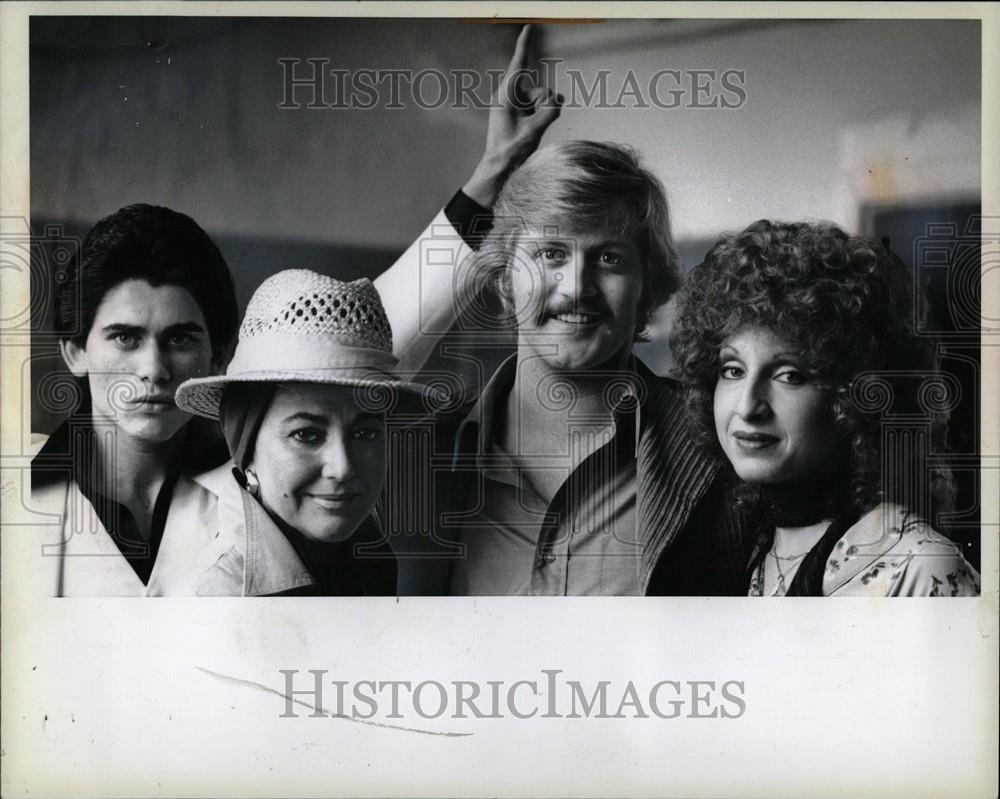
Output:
[551, 312, 603, 326]
[733, 432, 780, 451]
[306, 494, 360, 511]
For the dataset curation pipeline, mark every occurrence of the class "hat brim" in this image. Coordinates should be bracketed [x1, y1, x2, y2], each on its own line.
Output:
[175, 369, 439, 420]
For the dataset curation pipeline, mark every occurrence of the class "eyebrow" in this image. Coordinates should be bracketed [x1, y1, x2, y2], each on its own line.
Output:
[101, 321, 206, 335]
[102, 323, 144, 334]
[162, 322, 206, 336]
[533, 238, 629, 248]
[281, 412, 327, 425]
[719, 345, 802, 362]
[279, 410, 383, 426]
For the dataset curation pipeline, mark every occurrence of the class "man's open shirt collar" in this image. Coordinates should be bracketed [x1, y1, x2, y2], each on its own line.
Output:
[455, 354, 643, 470]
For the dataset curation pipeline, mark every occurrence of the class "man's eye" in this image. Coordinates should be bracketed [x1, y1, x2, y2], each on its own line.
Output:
[719, 364, 744, 380]
[774, 369, 806, 385]
[291, 428, 323, 445]
[167, 333, 196, 347]
[537, 247, 568, 264]
[110, 332, 137, 347]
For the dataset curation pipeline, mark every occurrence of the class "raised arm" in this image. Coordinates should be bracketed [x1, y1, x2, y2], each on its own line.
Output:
[375, 25, 562, 375]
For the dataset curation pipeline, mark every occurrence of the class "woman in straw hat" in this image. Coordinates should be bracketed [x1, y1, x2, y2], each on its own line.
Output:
[175, 270, 434, 595]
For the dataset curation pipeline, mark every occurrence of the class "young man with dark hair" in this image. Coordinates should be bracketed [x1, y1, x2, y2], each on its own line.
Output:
[32, 204, 242, 593]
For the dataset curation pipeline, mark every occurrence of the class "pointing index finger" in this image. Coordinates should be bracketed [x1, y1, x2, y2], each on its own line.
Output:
[505, 24, 532, 75]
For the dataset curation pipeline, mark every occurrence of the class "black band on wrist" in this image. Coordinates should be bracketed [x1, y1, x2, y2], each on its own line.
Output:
[445, 190, 495, 250]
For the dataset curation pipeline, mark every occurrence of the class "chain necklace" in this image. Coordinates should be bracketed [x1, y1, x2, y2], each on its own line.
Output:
[759, 548, 809, 596]
[772, 547, 812, 561]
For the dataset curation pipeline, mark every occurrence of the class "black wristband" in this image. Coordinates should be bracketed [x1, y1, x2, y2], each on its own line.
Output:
[444, 190, 495, 250]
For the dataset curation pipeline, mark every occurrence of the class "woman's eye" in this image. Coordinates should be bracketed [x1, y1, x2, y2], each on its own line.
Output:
[352, 426, 382, 442]
[719, 364, 744, 380]
[601, 251, 626, 266]
[290, 428, 323, 445]
[774, 369, 806, 385]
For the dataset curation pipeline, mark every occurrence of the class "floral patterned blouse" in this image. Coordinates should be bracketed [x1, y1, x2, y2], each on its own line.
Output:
[749, 503, 981, 597]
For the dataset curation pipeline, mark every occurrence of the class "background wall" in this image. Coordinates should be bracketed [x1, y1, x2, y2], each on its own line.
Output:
[30, 17, 509, 256]
[543, 19, 980, 239]
[30, 18, 981, 248]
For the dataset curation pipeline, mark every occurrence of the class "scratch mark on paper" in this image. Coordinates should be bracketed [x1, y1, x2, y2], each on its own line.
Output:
[195, 666, 472, 738]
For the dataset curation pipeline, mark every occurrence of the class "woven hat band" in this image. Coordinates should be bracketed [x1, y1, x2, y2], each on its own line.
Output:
[227, 333, 399, 377]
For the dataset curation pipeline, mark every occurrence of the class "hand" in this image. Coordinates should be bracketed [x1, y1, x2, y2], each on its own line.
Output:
[463, 24, 563, 207]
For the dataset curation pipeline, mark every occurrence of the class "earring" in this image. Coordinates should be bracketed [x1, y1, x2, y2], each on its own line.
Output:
[244, 468, 260, 500]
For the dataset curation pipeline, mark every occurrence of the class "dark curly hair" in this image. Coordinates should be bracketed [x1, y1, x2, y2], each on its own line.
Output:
[670, 219, 950, 516]
[55, 203, 239, 362]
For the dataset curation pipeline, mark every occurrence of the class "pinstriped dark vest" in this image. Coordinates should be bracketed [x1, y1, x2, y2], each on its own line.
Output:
[633, 362, 728, 591]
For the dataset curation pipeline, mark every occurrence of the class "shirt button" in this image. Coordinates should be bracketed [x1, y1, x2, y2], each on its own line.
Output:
[540, 553, 556, 565]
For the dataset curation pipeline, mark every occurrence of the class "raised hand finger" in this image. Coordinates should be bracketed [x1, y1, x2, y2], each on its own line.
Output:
[499, 27, 536, 109]
[505, 24, 532, 76]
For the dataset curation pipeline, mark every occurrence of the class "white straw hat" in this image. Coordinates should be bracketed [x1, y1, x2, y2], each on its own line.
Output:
[176, 269, 431, 419]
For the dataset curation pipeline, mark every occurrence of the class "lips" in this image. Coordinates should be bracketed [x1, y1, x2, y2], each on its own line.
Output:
[306, 493, 360, 511]
[732, 431, 780, 451]
[130, 396, 175, 412]
[553, 312, 601, 324]
[548, 308, 605, 328]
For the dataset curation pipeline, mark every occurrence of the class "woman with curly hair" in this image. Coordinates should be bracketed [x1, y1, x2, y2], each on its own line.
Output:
[670, 220, 979, 596]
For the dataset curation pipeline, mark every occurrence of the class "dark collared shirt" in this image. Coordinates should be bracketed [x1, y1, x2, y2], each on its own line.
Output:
[448, 356, 643, 595]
